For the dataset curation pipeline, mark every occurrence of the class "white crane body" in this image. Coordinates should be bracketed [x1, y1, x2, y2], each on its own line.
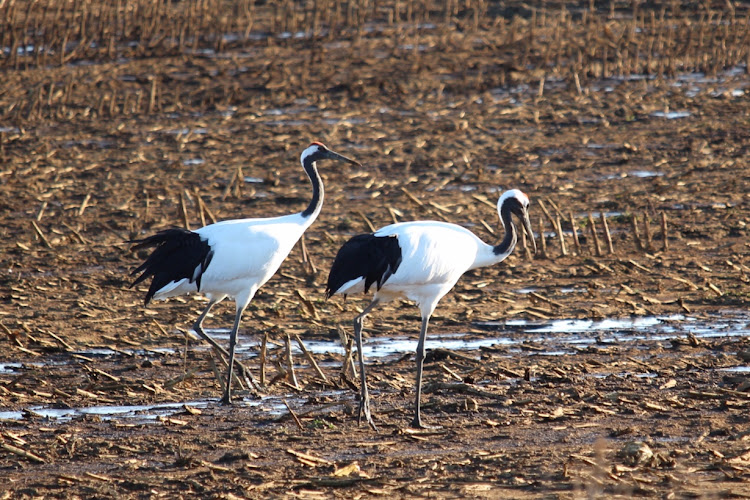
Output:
[152, 213, 312, 304]
[131, 143, 360, 404]
[325, 189, 536, 429]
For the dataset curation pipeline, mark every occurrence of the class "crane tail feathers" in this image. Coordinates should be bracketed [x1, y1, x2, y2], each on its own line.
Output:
[129, 228, 213, 305]
[325, 234, 402, 299]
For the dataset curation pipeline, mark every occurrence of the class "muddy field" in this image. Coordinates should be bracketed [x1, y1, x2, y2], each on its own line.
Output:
[2, 1, 750, 498]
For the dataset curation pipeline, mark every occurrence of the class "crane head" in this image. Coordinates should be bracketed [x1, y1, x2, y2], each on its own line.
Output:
[499, 189, 536, 253]
[302, 142, 361, 167]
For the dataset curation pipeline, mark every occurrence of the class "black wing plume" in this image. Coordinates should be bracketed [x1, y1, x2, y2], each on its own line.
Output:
[325, 234, 402, 299]
[130, 228, 213, 305]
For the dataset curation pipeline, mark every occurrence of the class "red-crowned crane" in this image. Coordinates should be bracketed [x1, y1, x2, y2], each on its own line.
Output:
[325, 189, 535, 430]
[131, 142, 360, 404]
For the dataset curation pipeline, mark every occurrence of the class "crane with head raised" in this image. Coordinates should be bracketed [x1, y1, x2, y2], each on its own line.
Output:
[131, 142, 360, 404]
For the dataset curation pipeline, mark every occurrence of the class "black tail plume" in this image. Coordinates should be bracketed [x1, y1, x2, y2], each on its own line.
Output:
[129, 228, 213, 305]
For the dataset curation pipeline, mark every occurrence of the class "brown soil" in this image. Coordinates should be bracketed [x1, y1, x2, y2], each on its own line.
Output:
[1, 1, 750, 498]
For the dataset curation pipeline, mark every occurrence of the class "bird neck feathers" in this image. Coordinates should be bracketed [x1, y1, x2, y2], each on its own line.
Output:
[301, 159, 324, 219]
[487, 202, 518, 262]
[468, 216, 517, 271]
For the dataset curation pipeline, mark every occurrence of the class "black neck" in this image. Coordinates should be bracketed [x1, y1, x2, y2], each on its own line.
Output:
[492, 204, 517, 256]
[301, 158, 323, 218]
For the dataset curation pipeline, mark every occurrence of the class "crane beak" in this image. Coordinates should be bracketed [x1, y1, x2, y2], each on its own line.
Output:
[324, 149, 361, 167]
[521, 209, 537, 253]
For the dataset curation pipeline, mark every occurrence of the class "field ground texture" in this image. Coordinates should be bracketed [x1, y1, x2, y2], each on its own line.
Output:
[1, 1, 750, 498]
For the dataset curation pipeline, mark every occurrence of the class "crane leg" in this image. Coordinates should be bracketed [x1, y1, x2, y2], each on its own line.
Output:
[411, 315, 440, 429]
[192, 301, 261, 394]
[353, 299, 380, 431]
[220, 307, 246, 405]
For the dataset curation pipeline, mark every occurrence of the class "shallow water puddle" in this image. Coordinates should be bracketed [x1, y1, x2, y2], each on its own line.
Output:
[0, 362, 23, 374]
[67, 314, 748, 363]
[650, 111, 692, 119]
[72, 346, 179, 358]
[0, 394, 322, 423]
[498, 314, 750, 343]
[718, 366, 750, 373]
[512, 315, 672, 334]
[588, 372, 659, 379]
[4, 315, 746, 423]
[0, 400, 211, 423]
[199, 314, 749, 360]
[599, 171, 664, 180]
[304, 335, 515, 359]
[576, 210, 624, 219]
[190, 331, 513, 360]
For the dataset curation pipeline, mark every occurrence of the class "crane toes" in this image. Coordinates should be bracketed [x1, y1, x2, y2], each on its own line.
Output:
[409, 415, 442, 430]
[366, 418, 379, 432]
[357, 397, 378, 432]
